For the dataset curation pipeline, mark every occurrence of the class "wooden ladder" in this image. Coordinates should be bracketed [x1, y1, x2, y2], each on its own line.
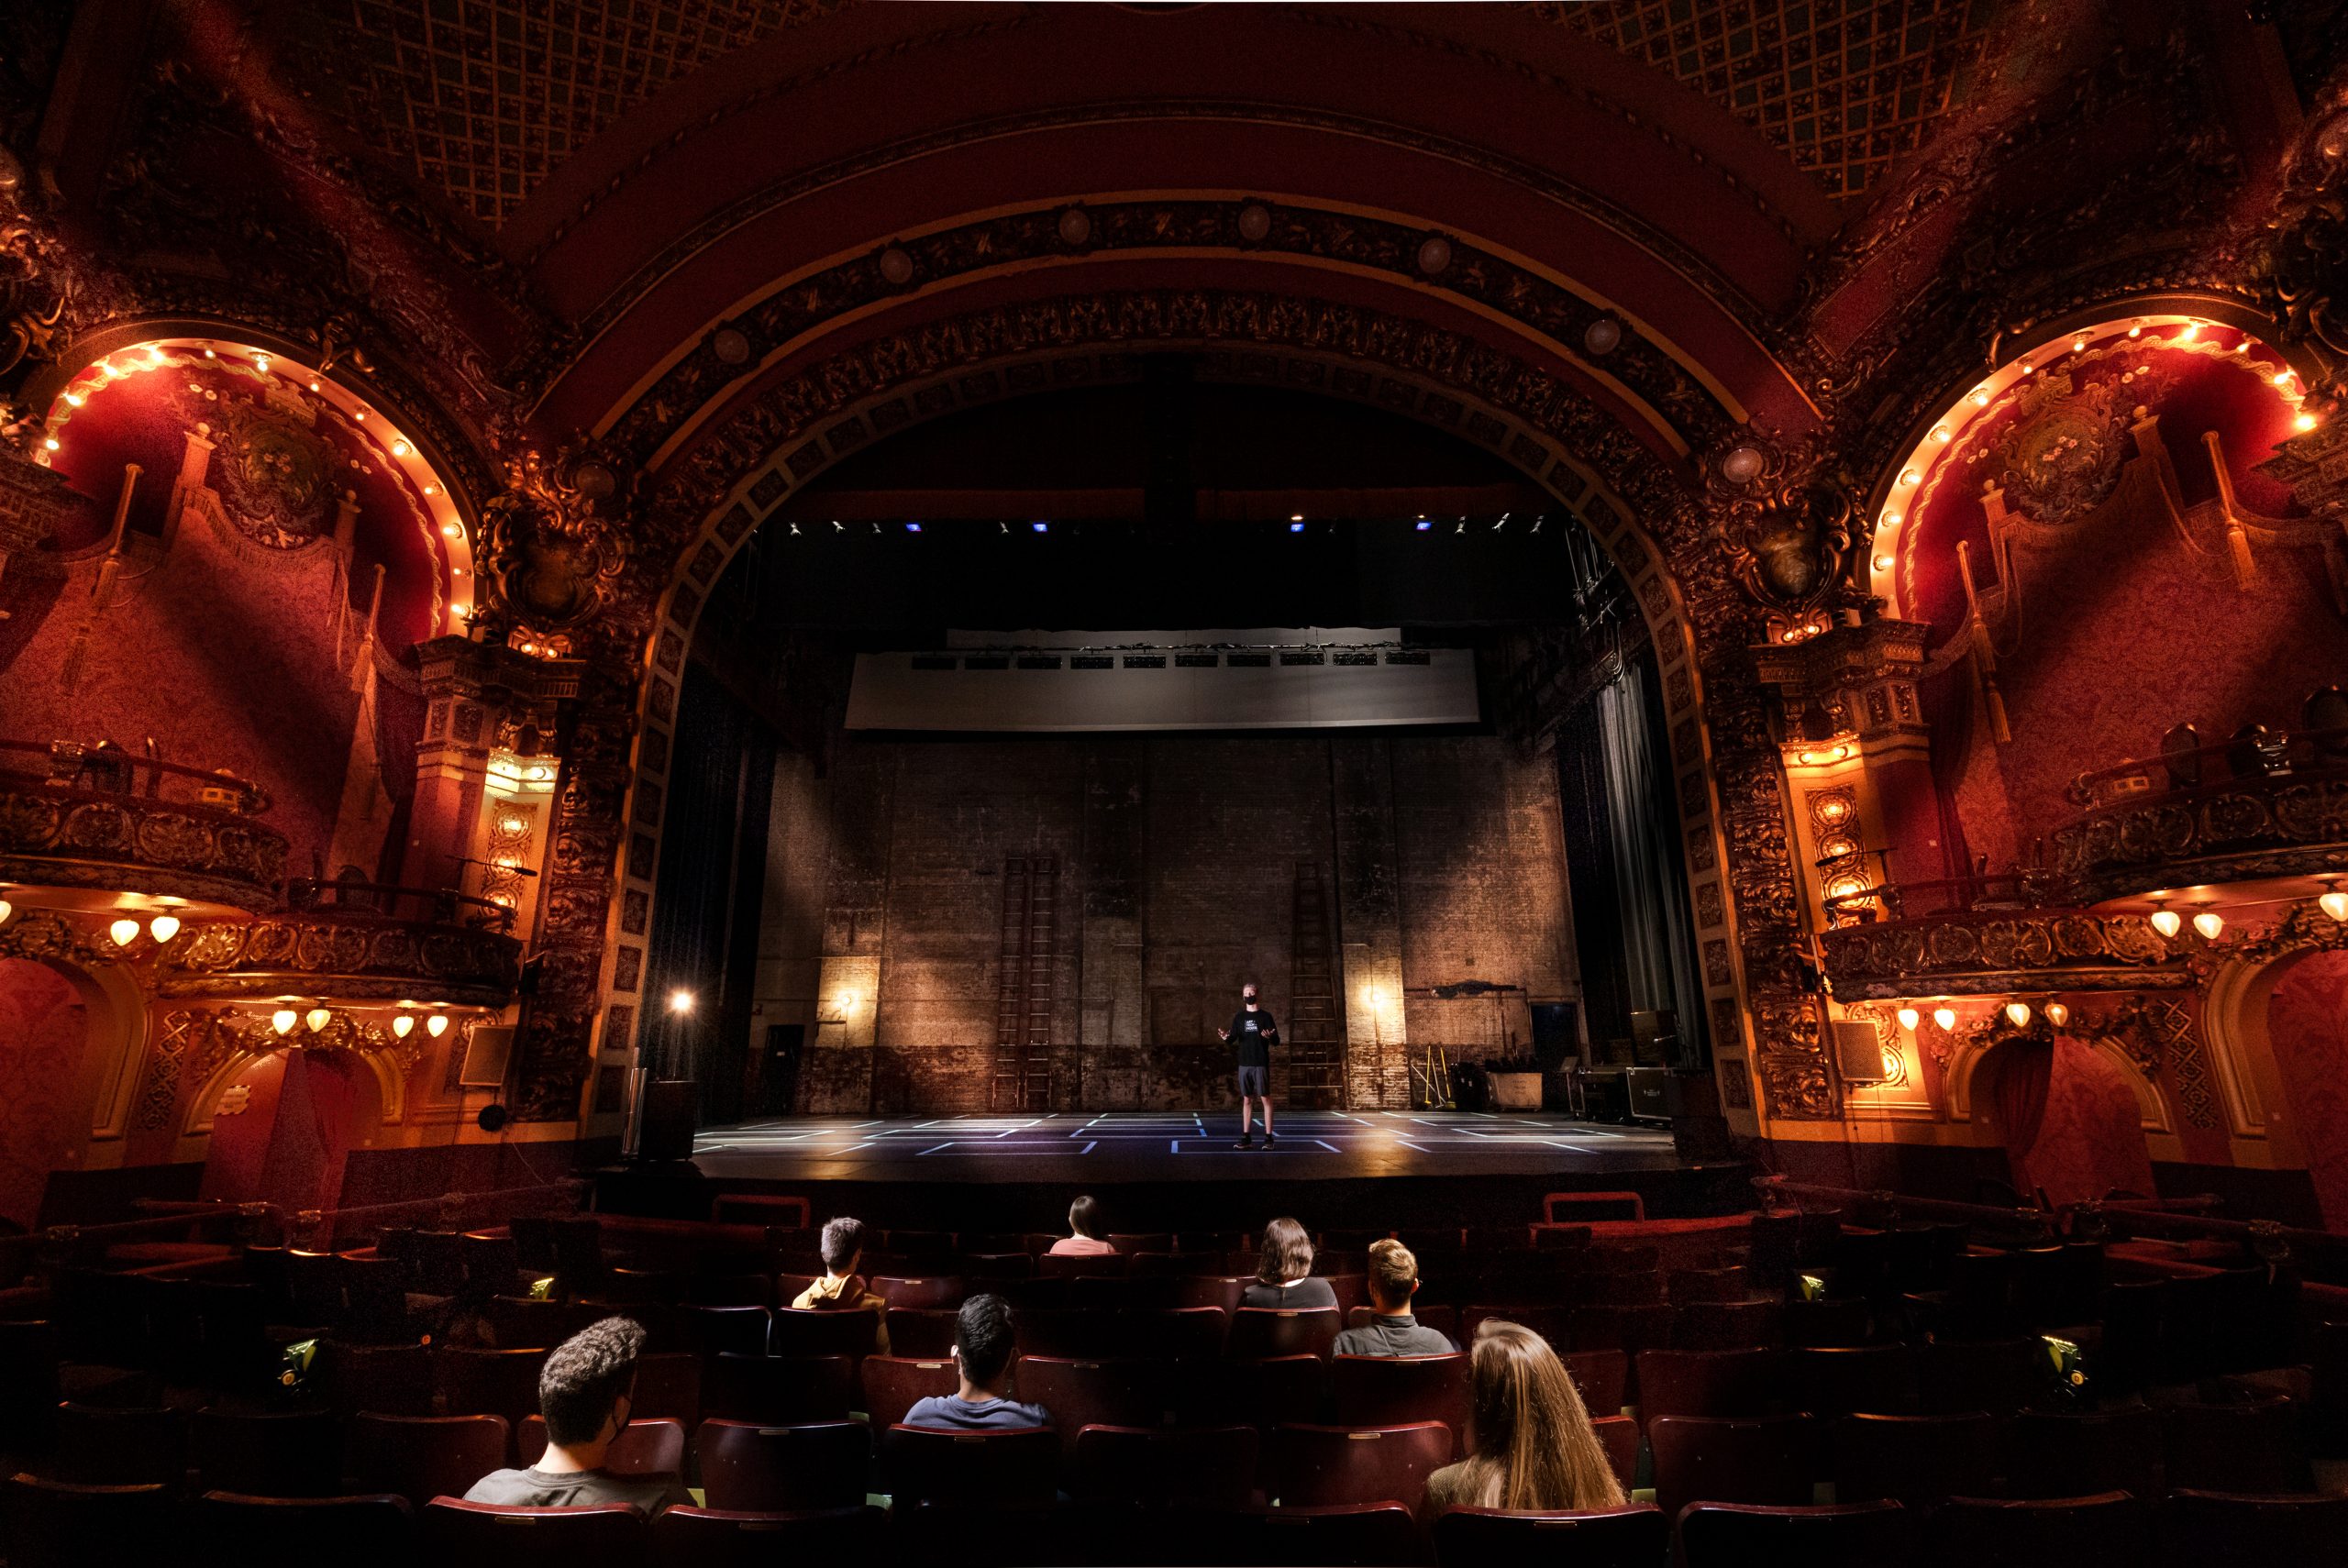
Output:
[1285, 861, 1346, 1108]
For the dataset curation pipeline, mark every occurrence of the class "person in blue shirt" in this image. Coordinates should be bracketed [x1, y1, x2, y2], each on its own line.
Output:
[903, 1293, 1050, 1430]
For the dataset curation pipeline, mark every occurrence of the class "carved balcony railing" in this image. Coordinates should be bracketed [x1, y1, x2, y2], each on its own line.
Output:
[0, 740, 286, 911]
[1819, 875, 2188, 1000]
[2047, 723, 2348, 902]
[158, 879, 522, 1008]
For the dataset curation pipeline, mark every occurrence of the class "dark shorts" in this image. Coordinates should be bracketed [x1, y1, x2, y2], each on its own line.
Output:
[1236, 1065, 1268, 1097]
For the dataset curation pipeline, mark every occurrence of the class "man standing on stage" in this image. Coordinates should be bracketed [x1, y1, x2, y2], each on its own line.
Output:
[1219, 982, 1280, 1149]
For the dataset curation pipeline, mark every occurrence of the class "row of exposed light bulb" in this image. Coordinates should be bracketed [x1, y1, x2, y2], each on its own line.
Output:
[2142, 890, 2348, 940]
[108, 912, 183, 946]
[1894, 1000, 2070, 1033]
[265, 1006, 449, 1039]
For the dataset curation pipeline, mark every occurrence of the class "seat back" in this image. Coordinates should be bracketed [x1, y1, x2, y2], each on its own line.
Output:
[349, 1413, 511, 1505]
[3, 1474, 173, 1568]
[1109, 1233, 1174, 1254]
[1227, 1306, 1342, 1361]
[768, 1306, 877, 1358]
[679, 1305, 771, 1359]
[1269, 1421, 1453, 1509]
[420, 1498, 648, 1568]
[1432, 1503, 1666, 1568]
[195, 1491, 415, 1568]
[1212, 1354, 1326, 1432]
[1933, 1492, 2147, 1563]
[437, 1346, 550, 1430]
[859, 1355, 960, 1430]
[319, 1340, 437, 1419]
[1012, 1356, 1169, 1457]
[1916, 1336, 2042, 1416]
[1330, 1353, 1470, 1446]
[1834, 1412, 1996, 1507]
[192, 1406, 345, 1497]
[1180, 1276, 1250, 1315]
[1592, 1414, 1639, 1490]
[488, 1296, 570, 1350]
[1648, 1414, 1817, 1521]
[2163, 1397, 2309, 1495]
[1675, 1499, 1913, 1565]
[1783, 1344, 1917, 1417]
[695, 1419, 871, 1511]
[1124, 1306, 1228, 1359]
[1011, 1308, 1122, 1359]
[1239, 1501, 1422, 1566]
[1637, 1348, 1782, 1421]
[883, 1423, 1058, 1507]
[1075, 1423, 1261, 1509]
[518, 1416, 685, 1475]
[2005, 1407, 2162, 1500]
[53, 1402, 183, 1487]
[869, 1275, 966, 1311]
[886, 1308, 960, 1358]
[2167, 1488, 2348, 1564]
[1038, 1252, 1129, 1279]
[648, 1505, 882, 1568]
[703, 1353, 853, 1422]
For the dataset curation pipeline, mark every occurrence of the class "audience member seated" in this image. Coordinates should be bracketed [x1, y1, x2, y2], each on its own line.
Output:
[1048, 1196, 1116, 1257]
[903, 1293, 1054, 1431]
[791, 1216, 892, 1354]
[1420, 1319, 1626, 1520]
[462, 1317, 691, 1513]
[1239, 1217, 1339, 1310]
[1334, 1239, 1456, 1356]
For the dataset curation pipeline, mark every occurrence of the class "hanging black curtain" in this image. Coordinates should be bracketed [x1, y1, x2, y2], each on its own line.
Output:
[643, 661, 776, 1125]
[1556, 695, 1632, 1055]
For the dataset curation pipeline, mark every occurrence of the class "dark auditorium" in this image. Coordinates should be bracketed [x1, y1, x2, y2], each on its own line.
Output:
[5, 2, 2348, 1564]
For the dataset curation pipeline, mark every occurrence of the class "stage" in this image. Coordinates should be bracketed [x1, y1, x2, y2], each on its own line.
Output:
[594, 1110, 1752, 1233]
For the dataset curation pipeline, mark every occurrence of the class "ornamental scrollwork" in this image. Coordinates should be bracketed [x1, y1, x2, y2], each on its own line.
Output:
[158, 912, 521, 1007]
[1820, 907, 2184, 1001]
[475, 445, 633, 650]
[1703, 432, 1866, 623]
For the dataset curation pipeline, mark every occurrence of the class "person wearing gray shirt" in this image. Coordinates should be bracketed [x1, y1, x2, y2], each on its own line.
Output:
[1333, 1239, 1458, 1356]
[464, 1316, 691, 1515]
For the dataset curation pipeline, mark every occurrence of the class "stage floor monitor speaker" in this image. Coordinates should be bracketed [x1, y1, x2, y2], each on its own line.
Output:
[638, 1078, 701, 1162]
[1625, 1066, 1672, 1122]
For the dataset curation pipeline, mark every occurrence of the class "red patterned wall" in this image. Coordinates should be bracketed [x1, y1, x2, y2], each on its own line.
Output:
[2264, 951, 2348, 1232]
[0, 960, 89, 1228]
[2009, 1035, 2156, 1208]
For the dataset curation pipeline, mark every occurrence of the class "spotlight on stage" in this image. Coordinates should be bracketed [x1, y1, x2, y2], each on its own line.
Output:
[1031, 521, 1049, 533]
[669, 988, 696, 1015]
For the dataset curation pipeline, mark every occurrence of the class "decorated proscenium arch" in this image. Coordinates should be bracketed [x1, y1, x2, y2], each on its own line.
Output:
[564, 293, 1823, 1133]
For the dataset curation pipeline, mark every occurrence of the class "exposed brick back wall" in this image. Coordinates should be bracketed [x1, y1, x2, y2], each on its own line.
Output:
[755, 729, 1578, 1114]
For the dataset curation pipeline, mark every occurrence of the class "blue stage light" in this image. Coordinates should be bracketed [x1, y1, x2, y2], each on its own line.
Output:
[1414, 520, 1433, 531]
[1032, 521, 1049, 533]
[1290, 522, 1305, 533]
[905, 522, 922, 532]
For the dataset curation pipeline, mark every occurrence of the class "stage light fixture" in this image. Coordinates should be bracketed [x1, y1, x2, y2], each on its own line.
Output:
[906, 522, 922, 532]
[426, 1013, 450, 1037]
[669, 989, 695, 1015]
[1897, 1007, 1920, 1031]
[1290, 522, 1304, 533]
[391, 1014, 415, 1039]
[1414, 520, 1432, 531]
[305, 1008, 332, 1032]
[2193, 910, 2224, 940]
[148, 913, 181, 944]
[1933, 1006, 1957, 1031]
[271, 1009, 298, 1035]
[1290, 513, 1304, 522]
[2005, 1001, 2032, 1027]
[1031, 521, 1048, 533]
[109, 917, 140, 946]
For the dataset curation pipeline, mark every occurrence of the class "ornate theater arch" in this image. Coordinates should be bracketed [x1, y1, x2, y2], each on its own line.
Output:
[509, 284, 1827, 1136]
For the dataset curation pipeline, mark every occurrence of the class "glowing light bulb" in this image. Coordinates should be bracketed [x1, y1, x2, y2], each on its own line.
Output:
[1874, 553, 1894, 572]
[2127, 324, 2142, 338]
[1897, 1007, 1920, 1031]
[1882, 511, 1902, 527]
[423, 483, 437, 495]
[309, 380, 321, 391]
[2181, 322, 2201, 341]
[2273, 372, 2294, 388]
[391, 437, 411, 457]
[2298, 412, 2320, 432]
[2149, 909, 2182, 938]
[253, 354, 270, 373]
[42, 437, 58, 451]
[63, 392, 83, 406]
[426, 1013, 449, 1038]
[2005, 1001, 2032, 1027]
[1899, 469, 1921, 486]
[148, 913, 181, 944]
[392, 1014, 415, 1039]
[2193, 911, 2224, 940]
[2045, 1002, 2070, 1028]
[108, 917, 140, 946]
[305, 1008, 332, 1032]
[2018, 360, 2033, 376]
[0, 897, 11, 923]
[1933, 1007, 1957, 1031]
[271, 1009, 299, 1035]
[204, 348, 216, 358]
[669, 989, 695, 1015]
[2321, 890, 2348, 922]
[1970, 387, 1990, 406]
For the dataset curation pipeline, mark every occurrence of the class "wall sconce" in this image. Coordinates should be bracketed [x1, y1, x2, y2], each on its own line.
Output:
[108, 917, 141, 947]
[1933, 1006, 1957, 1031]
[0, 893, 13, 924]
[391, 1014, 415, 1039]
[2320, 889, 2348, 923]
[2148, 901, 2181, 939]
[149, 912, 181, 943]
[426, 1013, 450, 1038]
[1897, 1007, 1920, 1031]
[2192, 910, 2224, 941]
[271, 1009, 298, 1035]
[2004, 1001, 2032, 1027]
[2045, 1001, 2070, 1028]
[305, 1008, 332, 1032]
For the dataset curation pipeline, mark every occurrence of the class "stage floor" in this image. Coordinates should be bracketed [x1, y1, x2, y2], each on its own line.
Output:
[687, 1109, 1687, 1185]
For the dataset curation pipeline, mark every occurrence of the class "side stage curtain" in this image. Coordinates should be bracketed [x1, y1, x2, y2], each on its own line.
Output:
[1593, 647, 1710, 1063]
[1992, 1037, 2054, 1169]
[1556, 697, 1632, 1052]
[644, 662, 777, 1125]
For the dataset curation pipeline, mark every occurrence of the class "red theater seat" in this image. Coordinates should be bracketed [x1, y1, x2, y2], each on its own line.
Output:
[193, 1406, 344, 1497]
[629, 1352, 703, 1426]
[695, 1418, 871, 1511]
[2003, 1408, 2162, 1501]
[1675, 1299, 1786, 1350]
[859, 1355, 960, 1429]
[1918, 1336, 2044, 1416]
[1648, 1414, 1818, 1521]
[1268, 1421, 1452, 1509]
[1594, 1414, 1639, 1490]
[767, 1307, 878, 1358]
[1226, 1306, 1342, 1361]
[1432, 1503, 1667, 1568]
[349, 1413, 511, 1505]
[194, 1490, 414, 1568]
[2, 1474, 173, 1568]
[887, 1308, 960, 1358]
[703, 1353, 854, 1423]
[1109, 1233, 1174, 1253]
[1460, 1304, 1578, 1347]
[1930, 1492, 2148, 1568]
[1565, 1348, 1631, 1414]
[2163, 1396, 2310, 1494]
[1012, 1308, 1122, 1358]
[1013, 1356, 1168, 1456]
[884, 1423, 1058, 1507]
[1834, 1412, 1998, 1507]
[421, 1498, 648, 1568]
[52, 1402, 183, 1488]
[488, 1296, 569, 1349]
[2165, 1489, 2348, 1566]
[1039, 1253, 1129, 1280]
[519, 1415, 685, 1475]
[649, 1504, 883, 1567]
[1637, 1348, 1782, 1421]
[1073, 1424, 1260, 1507]
[1241, 1501, 1423, 1565]
[1676, 1498, 1913, 1565]
[1330, 1353, 1470, 1446]
[1126, 1305, 1228, 1358]
[1782, 1343, 1917, 1416]
[1214, 1354, 1326, 1431]
[870, 1275, 967, 1310]
[1180, 1275, 1251, 1315]
[437, 1346, 549, 1430]
[678, 1304, 770, 1358]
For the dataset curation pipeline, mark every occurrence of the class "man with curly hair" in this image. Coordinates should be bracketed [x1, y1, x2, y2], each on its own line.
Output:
[464, 1316, 689, 1512]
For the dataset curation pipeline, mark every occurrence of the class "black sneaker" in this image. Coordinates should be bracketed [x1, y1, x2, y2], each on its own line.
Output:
[1235, 1137, 1256, 1150]
[1264, 1132, 1279, 1147]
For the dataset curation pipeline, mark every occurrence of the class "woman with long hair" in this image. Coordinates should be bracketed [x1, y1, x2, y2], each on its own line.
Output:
[1238, 1216, 1337, 1309]
[1422, 1319, 1626, 1517]
[1047, 1194, 1115, 1256]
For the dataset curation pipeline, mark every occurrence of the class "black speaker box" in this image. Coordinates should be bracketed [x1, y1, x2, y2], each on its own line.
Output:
[638, 1077, 700, 1162]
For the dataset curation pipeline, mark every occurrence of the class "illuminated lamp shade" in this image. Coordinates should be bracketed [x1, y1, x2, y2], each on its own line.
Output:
[1933, 1007, 1957, 1031]
[305, 1008, 332, 1032]
[0, 895, 11, 923]
[426, 1013, 449, 1038]
[271, 1009, 299, 1035]
[1897, 1007, 1920, 1031]
[2149, 908, 2183, 938]
[2005, 1001, 2032, 1027]
[2193, 911, 2225, 940]
[2046, 1002, 2071, 1028]
[391, 1014, 415, 1039]
[148, 912, 181, 944]
[108, 917, 141, 947]
[2321, 890, 2348, 922]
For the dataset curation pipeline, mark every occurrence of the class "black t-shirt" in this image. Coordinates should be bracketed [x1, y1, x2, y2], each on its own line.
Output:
[1229, 1007, 1279, 1067]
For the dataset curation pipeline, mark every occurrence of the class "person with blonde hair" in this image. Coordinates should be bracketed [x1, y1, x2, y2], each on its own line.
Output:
[1335, 1238, 1455, 1356]
[1421, 1318, 1625, 1518]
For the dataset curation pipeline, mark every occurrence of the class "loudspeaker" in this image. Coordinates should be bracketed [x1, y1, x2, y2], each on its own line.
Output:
[1833, 1021, 1888, 1086]
[637, 1077, 701, 1162]
[1625, 1066, 1672, 1121]
[457, 1024, 515, 1088]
